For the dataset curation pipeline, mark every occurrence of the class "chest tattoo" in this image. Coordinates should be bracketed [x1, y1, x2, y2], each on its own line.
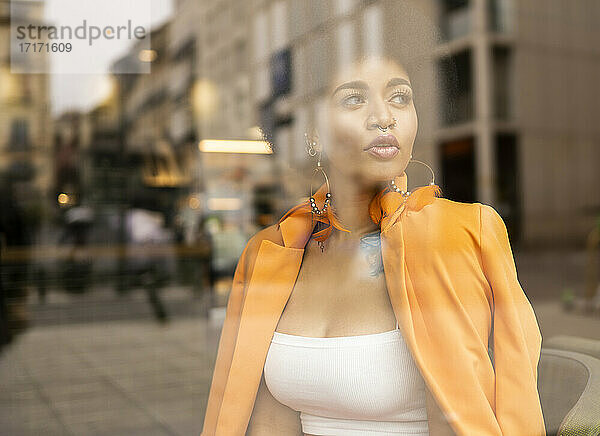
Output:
[359, 230, 384, 277]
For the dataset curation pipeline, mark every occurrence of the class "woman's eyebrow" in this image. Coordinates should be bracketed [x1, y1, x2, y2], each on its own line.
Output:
[331, 78, 411, 96]
[331, 80, 368, 96]
[386, 77, 411, 88]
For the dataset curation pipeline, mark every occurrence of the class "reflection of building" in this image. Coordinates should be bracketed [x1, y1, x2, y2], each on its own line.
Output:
[168, 1, 199, 201]
[169, 0, 199, 152]
[110, 21, 192, 228]
[52, 103, 123, 210]
[184, 0, 277, 232]
[84, 97, 124, 206]
[116, 23, 173, 157]
[245, 0, 600, 247]
[0, 0, 52, 213]
[194, 1, 252, 141]
[435, 0, 600, 247]
[53, 111, 85, 205]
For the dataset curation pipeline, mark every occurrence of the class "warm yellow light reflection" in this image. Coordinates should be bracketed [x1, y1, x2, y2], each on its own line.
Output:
[191, 79, 218, 118]
[58, 193, 70, 204]
[0, 67, 20, 102]
[198, 139, 272, 154]
[94, 75, 116, 104]
[207, 197, 242, 211]
[188, 196, 201, 210]
[138, 49, 158, 62]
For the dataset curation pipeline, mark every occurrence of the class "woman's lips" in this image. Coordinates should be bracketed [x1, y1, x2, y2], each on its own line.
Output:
[367, 146, 399, 159]
[364, 134, 400, 160]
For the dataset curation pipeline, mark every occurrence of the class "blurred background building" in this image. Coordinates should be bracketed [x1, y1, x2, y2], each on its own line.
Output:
[0, 0, 52, 228]
[1, 0, 52, 347]
[433, 0, 600, 248]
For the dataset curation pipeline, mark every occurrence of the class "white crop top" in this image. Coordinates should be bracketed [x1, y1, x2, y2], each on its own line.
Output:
[264, 319, 430, 435]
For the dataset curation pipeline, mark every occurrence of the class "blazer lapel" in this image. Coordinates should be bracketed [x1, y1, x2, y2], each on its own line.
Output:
[381, 220, 457, 436]
[375, 174, 456, 434]
[216, 238, 304, 435]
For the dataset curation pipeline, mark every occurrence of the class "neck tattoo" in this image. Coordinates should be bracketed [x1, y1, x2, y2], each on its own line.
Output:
[359, 230, 384, 277]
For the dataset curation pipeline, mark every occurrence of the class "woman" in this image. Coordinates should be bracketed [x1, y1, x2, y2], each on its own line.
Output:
[200, 54, 545, 436]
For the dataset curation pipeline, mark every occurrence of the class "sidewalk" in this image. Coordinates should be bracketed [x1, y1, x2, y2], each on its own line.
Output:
[28, 285, 209, 326]
[0, 316, 219, 436]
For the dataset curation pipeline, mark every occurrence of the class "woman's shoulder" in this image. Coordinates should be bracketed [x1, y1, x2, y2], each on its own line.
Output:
[430, 197, 504, 225]
[414, 196, 498, 238]
[424, 196, 482, 220]
[421, 197, 507, 243]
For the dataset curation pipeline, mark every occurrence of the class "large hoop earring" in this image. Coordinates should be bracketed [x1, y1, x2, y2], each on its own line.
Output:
[305, 132, 332, 216]
[409, 158, 436, 186]
[305, 132, 332, 252]
[388, 156, 436, 195]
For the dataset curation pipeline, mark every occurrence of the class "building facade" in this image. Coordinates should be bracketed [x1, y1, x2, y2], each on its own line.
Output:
[191, 0, 279, 233]
[0, 0, 52, 222]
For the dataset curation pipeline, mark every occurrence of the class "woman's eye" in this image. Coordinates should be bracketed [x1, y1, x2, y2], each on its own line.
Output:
[389, 90, 412, 105]
[341, 93, 366, 107]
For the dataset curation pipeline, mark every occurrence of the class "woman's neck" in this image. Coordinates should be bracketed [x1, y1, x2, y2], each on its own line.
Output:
[325, 163, 384, 243]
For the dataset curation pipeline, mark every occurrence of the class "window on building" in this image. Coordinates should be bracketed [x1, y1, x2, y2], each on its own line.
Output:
[492, 46, 513, 120]
[495, 133, 520, 242]
[439, 49, 473, 125]
[271, 48, 292, 98]
[489, 0, 514, 33]
[440, 136, 476, 203]
[9, 119, 30, 150]
[440, 0, 471, 41]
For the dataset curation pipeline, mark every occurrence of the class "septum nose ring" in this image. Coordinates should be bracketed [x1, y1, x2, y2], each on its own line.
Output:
[374, 117, 398, 133]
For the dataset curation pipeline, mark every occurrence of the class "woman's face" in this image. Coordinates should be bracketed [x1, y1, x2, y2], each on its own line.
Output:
[326, 57, 418, 184]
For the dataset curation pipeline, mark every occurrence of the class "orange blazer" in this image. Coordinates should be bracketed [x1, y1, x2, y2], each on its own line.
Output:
[200, 174, 546, 436]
